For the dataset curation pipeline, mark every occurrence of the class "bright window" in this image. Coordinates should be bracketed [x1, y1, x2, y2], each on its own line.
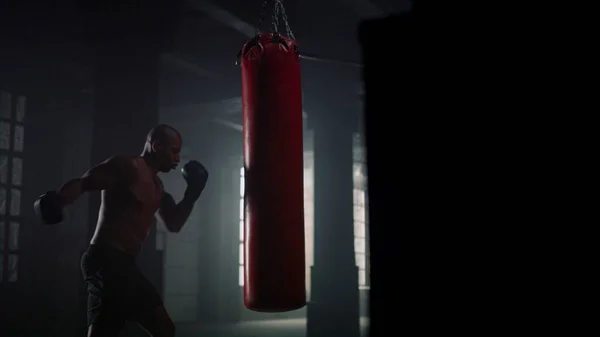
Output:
[353, 133, 370, 289]
[238, 152, 316, 298]
[237, 133, 369, 291]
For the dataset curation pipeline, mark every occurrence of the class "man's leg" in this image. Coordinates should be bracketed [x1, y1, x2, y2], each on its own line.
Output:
[86, 288, 129, 337]
[85, 291, 128, 337]
[81, 247, 129, 337]
[87, 322, 125, 337]
[129, 267, 175, 337]
[135, 305, 176, 337]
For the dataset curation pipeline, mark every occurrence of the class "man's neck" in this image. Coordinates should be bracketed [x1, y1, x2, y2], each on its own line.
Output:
[140, 153, 160, 176]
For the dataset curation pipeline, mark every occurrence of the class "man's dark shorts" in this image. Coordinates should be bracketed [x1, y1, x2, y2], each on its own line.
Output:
[80, 244, 163, 329]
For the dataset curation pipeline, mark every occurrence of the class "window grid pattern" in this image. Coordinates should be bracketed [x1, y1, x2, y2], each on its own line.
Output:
[353, 133, 370, 289]
[238, 167, 244, 287]
[0, 90, 25, 283]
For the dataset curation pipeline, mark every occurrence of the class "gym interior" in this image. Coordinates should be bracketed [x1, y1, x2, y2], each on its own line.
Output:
[0, 1, 409, 336]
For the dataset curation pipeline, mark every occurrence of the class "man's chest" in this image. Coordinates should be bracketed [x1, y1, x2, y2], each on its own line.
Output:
[129, 173, 164, 210]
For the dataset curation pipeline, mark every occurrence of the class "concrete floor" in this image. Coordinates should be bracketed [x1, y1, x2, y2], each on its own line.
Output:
[3, 318, 369, 337]
[176, 318, 371, 337]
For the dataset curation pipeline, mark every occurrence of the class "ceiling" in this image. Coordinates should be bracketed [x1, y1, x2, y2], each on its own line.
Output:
[160, 1, 408, 100]
[157, 0, 410, 127]
[172, 0, 407, 72]
[0, 0, 409, 127]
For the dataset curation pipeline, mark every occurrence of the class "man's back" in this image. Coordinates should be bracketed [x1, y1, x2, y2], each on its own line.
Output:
[91, 156, 165, 256]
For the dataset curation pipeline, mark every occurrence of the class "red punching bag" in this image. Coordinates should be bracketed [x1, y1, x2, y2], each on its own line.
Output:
[241, 31, 306, 312]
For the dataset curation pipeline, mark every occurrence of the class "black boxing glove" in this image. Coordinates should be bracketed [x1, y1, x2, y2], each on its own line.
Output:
[34, 191, 65, 225]
[181, 160, 209, 200]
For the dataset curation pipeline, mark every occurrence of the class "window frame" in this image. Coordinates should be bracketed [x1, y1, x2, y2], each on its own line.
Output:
[238, 167, 245, 287]
[0, 90, 24, 284]
[353, 134, 370, 290]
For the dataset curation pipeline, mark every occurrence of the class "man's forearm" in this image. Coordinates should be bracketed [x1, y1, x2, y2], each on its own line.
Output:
[56, 178, 85, 205]
[169, 191, 199, 232]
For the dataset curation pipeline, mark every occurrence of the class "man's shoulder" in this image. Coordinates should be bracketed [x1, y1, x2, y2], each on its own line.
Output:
[104, 155, 138, 165]
[103, 155, 140, 177]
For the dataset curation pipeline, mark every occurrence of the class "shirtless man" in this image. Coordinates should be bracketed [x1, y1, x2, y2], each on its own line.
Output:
[33, 124, 208, 337]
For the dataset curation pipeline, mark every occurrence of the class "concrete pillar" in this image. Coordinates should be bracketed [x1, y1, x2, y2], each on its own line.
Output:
[306, 107, 360, 337]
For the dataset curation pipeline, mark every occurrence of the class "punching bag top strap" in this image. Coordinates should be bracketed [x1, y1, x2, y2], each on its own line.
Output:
[240, 33, 299, 60]
[255, 0, 296, 41]
[236, 0, 296, 66]
[241, 36, 262, 59]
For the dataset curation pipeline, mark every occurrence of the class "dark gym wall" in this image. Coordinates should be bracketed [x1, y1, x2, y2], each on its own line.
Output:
[159, 101, 245, 323]
[0, 37, 94, 337]
[1, 1, 382, 336]
[157, 54, 371, 326]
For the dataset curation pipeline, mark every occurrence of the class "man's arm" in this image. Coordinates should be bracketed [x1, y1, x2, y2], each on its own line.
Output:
[156, 191, 198, 233]
[57, 156, 136, 205]
[157, 160, 208, 233]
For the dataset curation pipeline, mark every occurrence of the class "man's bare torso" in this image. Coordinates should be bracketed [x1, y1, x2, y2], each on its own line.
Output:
[90, 157, 164, 256]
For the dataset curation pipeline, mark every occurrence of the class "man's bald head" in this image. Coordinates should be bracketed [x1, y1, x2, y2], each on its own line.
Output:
[143, 124, 182, 172]
[146, 124, 181, 146]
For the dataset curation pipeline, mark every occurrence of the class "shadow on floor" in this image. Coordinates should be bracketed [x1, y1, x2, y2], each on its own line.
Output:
[175, 318, 370, 337]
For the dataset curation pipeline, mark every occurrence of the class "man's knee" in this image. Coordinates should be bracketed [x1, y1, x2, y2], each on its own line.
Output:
[136, 305, 175, 337]
[156, 312, 175, 337]
[162, 320, 175, 337]
[88, 323, 122, 337]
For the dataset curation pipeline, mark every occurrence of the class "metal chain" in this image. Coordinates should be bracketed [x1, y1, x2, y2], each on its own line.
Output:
[277, 1, 296, 40]
[255, 0, 296, 40]
[255, 0, 270, 36]
[271, 2, 281, 34]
